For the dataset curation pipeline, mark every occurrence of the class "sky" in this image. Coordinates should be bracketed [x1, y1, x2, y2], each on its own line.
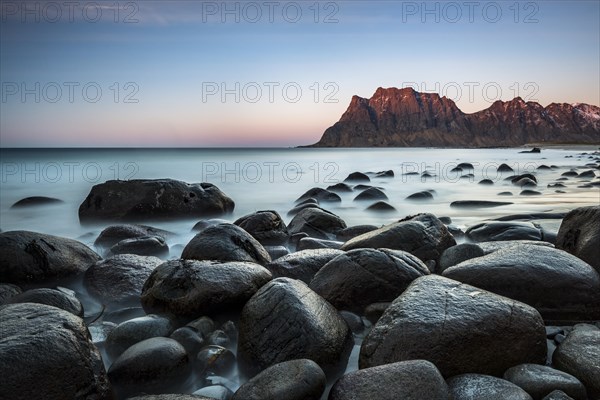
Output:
[1, 0, 599, 147]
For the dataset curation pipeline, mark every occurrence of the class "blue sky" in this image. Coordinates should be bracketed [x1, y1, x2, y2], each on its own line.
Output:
[1, 0, 599, 147]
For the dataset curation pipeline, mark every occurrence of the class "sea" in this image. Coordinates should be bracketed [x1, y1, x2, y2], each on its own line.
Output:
[1, 147, 599, 253]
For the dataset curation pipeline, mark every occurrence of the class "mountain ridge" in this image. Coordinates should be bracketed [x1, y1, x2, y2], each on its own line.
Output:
[309, 87, 600, 147]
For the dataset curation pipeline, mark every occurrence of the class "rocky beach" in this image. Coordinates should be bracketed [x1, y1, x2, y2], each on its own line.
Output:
[1, 148, 600, 400]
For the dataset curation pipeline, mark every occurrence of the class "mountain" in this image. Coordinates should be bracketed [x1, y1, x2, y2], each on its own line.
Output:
[309, 87, 600, 147]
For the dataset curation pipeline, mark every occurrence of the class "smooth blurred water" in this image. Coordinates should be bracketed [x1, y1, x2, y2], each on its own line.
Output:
[1, 147, 599, 252]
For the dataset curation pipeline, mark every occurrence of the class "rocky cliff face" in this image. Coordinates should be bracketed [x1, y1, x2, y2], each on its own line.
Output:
[310, 87, 600, 147]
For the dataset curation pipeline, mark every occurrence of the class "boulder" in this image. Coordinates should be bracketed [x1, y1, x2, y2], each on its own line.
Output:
[479, 179, 494, 185]
[498, 163, 514, 173]
[542, 390, 576, 400]
[336, 225, 378, 241]
[447, 374, 533, 400]
[329, 360, 450, 400]
[107, 337, 191, 397]
[232, 359, 326, 400]
[264, 249, 344, 284]
[0, 231, 100, 285]
[556, 206, 600, 273]
[94, 224, 170, 248]
[344, 172, 370, 182]
[127, 396, 211, 400]
[553, 325, 600, 399]
[353, 187, 388, 201]
[309, 248, 428, 313]
[405, 191, 434, 201]
[109, 236, 169, 257]
[297, 237, 343, 251]
[182, 223, 271, 265]
[0, 283, 21, 304]
[442, 244, 600, 320]
[366, 201, 396, 212]
[359, 275, 547, 377]
[287, 208, 347, 240]
[341, 213, 455, 264]
[503, 364, 586, 400]
[0, 303, 112, 400]
[169, 327, 204, 357]
[85, 254, 163, 306]
[11, 196, 63, 208]
[438, 243, 484, 272]
[295, 188, 341, 203]
[327, 183, 353, 193]
[450, 200, 513, 208]
[79, 179, 234, 222]
[238, 278, 353, 376]
[8, 288, 83, 316]
[466, 221, 543, 242]
[195, 345, 236, 377]
[105, 314, 174, 360]
[234, 211, 289, 246]
[141, 259, 272, 320]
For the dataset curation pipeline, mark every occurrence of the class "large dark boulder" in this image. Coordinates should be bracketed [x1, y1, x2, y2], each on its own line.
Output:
[295, 188, 341, 203]
[234, 210, 289, 246]
[329, 360, 449, 400]
[8, 288, 83, 316]
[447, 374, 533, 400]
[107, 337, 191, 397]
[141, 259, 272, 320]
[442, 244, 600, 320]
[0, 231, 101, 285]
[182, 223, 271, 265]
[466, 221, 543, 242]
[0, 303, 113, 400]
[238, 278, 353, 376]
[108, 236, 169, 258]
[85, 254, 163, 306]
[232, 359, 326, 400]
[287, 208, 347, 240]
[79, 179, 234, 222]
[503, 364, 587, 400]
[105, 314, 174, 360]
[0, 283, 21, 304]
[553, 325, 600, 399]
[265, 249, 344, 284]
[309, 248, 428, 313]
[556, 206, 600, 273]
[438, 243, 484, 272]
[353, 187, 388, 201]
[359, 275, 546, 377]
[341, 213, 455, 264]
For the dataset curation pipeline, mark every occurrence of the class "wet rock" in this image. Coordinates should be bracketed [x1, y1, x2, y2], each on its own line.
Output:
[466, 221, 543, 242]
[336, 225, 378, 241]
[556, 206, 600, 273]
[0, 283, 21, 304]
[187, 316, 215, 338]
[286, 202, 321, 217]
[194, 386, 233, 400]
[510, 174, 538, 184]
[366, 201, 396, 212]
[364, 302, 391, 324]
[327, 183, 353, 193]
[542, 390, 575, 400]
[515, 178, 538, 188]
[233, 211, 289, 246]
[106, 314, 174, 360]
[0, 303, 112, 400]
[447, 374, 533, 400]
[359, 275, 546, 376]
[405, 191, 434, 201]
[353, 187, 387, 201]
[503, 364, 586, 400]
[295, 188, 341, 204]
[310, 248, 428, 313]
[478, 240, 553, 254]
[339, 311, 366, 334]
[142, 259, 272, 320]
[191, 218, 230, 233]
[195, 345, 236, 376]
[8, 288, 83, 316]
[561, 171, 579, 177]
[232, 359, 326, 400]
[450, 200, 513, 208]
[109, 236, 169, 257]
[341, 213, 455, 264]
[182, 223, 271, 265]
[170, 327, 205, 357]
[108, 337, 191, 397]
[207, 330, 231, 348]
[297, 237, 343, 251]
[11, 196, 63, 208]
[238, 278, 353, 376]
[85, 254, 162, 306]
[344, 172, 370, 182]
[264, 249, 344, 284]
[79, 179, 234, 222]
[457, 162, 474, 169]
[329, 360, 450, 400]
[498, 163, 514, 173]
[442, 244, 600, 320]
[375, 170, 394, 178]
[498, 191, 514, 196]
[521, 190, 542, 196]
[552, 325, 600, 399]
[264, 245, 289, 260]
[127, 395, 211, 400]
[438, 243, 484, 272]
[577, 170, 597, 178]
[0, 231, 101, 285]
[95, 224, 169, 248]
[479, 179, 494, 185]
[287, 208, 347, 240]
